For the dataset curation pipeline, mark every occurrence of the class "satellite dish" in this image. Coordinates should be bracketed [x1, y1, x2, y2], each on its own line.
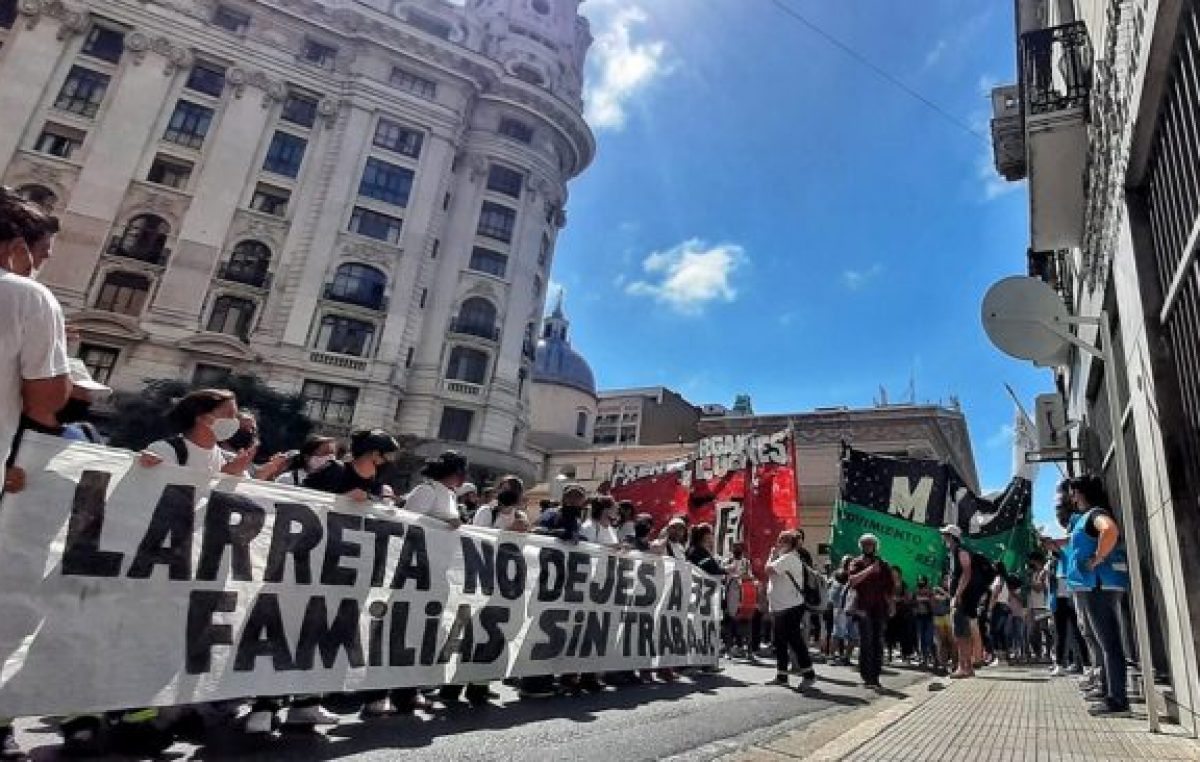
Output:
[981, 276, 1071, 367]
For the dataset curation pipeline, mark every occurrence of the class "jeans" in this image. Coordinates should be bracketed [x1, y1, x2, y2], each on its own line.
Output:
[773, 606, 814, 676]
[989, 604, 1011, 654]
[856, 612, 886, 685]
[915, 614, 935, 662]
[1074, 592, 1103, 678]
[1008, 616, 1027, 657]
[1079, 589, 1128, 707]
[1053, 597, 1087, 668]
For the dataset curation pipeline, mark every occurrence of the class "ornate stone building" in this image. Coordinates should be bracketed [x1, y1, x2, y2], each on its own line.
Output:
[0, 0, 595, 480]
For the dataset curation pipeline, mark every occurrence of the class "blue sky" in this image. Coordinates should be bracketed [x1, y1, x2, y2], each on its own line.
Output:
[554, 0, 1062, 530]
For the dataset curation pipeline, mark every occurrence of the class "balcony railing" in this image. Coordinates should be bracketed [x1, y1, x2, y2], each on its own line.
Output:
[105, 238, 169, 266]
[1021, 21, 1092, 116]
[322, 284, 388, 312]
[310, 350, 369, 372]
[449, 318, 500, 342]
[990, 85, 1026, 181]
[443, 379, 483, 396]
[216, 263, 272, 289]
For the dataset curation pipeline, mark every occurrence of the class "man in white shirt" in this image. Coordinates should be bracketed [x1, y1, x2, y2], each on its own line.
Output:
[580, 496, 620, 546]
[471, 475, 524, 531]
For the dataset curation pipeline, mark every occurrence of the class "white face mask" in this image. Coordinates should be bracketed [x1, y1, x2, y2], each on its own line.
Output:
[211, 417, 241, 442]
[306, 454, 334, 472]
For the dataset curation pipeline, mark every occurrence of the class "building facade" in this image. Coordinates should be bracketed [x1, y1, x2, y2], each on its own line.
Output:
[0, 0, 595, 480]
[697, 405, 979, 561]
[991, 0, 1200, 730]
[527, 295, 597, 450]
[592, 386, 701, 446]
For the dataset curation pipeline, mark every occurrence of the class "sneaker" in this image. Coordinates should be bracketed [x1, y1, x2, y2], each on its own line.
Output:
[361, 698, 394, 717]
[243, 710, 275, 736]
[798, 673, 817, 690]
[0, 728, 22, 760]
[1049, 665, 1063, 677]
[948, 671, 974, 680]
[862, 681, 882, 689]
[1084, 688, 1108, 701]
[766, 675, 789, 686]
[466, 685, 502, 704]
[61, 716, 104, 757]
[1088, 700, 1131, 717]
[283, 705, 339, 727]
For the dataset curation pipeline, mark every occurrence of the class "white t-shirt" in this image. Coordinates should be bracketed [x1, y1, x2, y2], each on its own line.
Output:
[0, 272, 70, 468]
[766, 551, 808, 613]
[405, 481, 460, 524]
[146, 437, 229, 477]
[472, 503, 514, 531]
[617, 520, 637, 542]
[991, 576, 1011, 606]
[580, 520, 619, 546]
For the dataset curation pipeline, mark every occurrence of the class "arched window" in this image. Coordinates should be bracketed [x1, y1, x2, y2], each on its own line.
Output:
[206, 295, 256, 339]
[109, 214, 170, 264]
[453, 297, 498, 340]
[316, 314, 376, 357]
[576, 411, 588, 438]
[94, 271, 150, 315]
[446, 346, 488, 384]
[16, 184, 58, 212]
[326, 263, 387, 310]
[222, 241, 271, 287]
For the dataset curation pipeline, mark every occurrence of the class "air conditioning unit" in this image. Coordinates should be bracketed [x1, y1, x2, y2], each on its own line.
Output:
[1035, 393, 1069, 455]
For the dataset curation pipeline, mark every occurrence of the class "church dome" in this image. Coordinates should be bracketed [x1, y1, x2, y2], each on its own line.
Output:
[531, 297, 596, 395]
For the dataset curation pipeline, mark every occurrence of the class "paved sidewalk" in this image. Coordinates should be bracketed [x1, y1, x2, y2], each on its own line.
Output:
[727, 667, 1200, 761]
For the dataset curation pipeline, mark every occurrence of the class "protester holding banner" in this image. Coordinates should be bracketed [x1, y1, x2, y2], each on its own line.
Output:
[847, 534, 893, 689]
[471, 475, 523, 530]
[654, 517, 688, 560]
[457, 482, 480, 522]
[580, 496, 620, 546]
[271, 435, 338, 487]
[139, 389, 254, 477]
[765, 530, 818, 689]
[303, 429, 399, 504]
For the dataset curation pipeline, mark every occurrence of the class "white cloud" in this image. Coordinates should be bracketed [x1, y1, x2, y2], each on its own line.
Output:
[841, 264, 884, 291]
[626, 239, 745, 315]
[923, 39, 949, 69]
[987, 423, 1015, 449]
[584, 6, 668, 131]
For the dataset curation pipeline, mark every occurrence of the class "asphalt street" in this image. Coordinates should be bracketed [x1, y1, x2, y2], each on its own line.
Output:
[14, 658, 930, 761]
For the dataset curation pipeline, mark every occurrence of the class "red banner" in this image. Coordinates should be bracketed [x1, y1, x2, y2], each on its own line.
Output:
[610, 431, 799, 579]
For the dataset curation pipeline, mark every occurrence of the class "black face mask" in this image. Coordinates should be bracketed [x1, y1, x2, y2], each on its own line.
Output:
[225, 429, 257, 450]
[497, 490, 521, 506]
[57, 398, 92, 424]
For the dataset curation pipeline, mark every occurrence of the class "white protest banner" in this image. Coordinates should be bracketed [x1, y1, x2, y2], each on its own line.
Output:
[0, 436, 720, 717]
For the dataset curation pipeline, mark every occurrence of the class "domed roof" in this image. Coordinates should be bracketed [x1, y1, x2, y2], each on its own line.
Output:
[532, 297, 596, 395]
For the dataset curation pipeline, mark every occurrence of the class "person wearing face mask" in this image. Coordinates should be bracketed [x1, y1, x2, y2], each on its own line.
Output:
[271, 436, 338, 487]
[580, 496, 620, 546]
[456, 482, 480, 522]
[302, 429, 397, 502]
[471, 475, 524, 530]
[139, 389, 254, 477]
[0, 193, 70, 515]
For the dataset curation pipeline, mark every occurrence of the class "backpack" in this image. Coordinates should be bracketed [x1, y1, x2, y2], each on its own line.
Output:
[804, 565, 828, 610]
[165, 435, 189, 466]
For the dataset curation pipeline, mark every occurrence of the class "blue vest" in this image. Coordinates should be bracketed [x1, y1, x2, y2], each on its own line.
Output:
[1064, 509, 1130, 592]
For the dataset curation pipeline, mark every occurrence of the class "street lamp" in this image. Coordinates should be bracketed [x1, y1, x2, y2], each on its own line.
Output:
[981, 275, 1159, 732]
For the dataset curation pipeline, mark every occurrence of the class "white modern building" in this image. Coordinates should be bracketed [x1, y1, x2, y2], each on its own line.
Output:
[992, 0, 1200, 731]
[0, 0, 595, 480]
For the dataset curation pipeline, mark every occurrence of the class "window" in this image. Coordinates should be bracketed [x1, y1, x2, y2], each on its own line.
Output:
[349, 207, 402, 244]
[486, 165, 523, 198]
[185, 61, 226, 97]
[438, 407, 473, 442]
[468, 247, 507, 278]
[249, 184, 289, 216]
[326, 263, 386, 309]
[316, 314, 376, 356]
[262, 131, 307, 177]
[539, 233, 551, 266]
[390, 67, 437, 99]
[446, 346, 488, 384]
[301, 380, 359, 424]
[15, 185, 58, 211]
[477, 202, 516, 242]
[302, 39, 337, 69]
[147, 156, 193, 189]
[192, 364, 231, 387]
[576, 411, 588, 438]
[358, 158, 414, 206]
[212, 5, 250, 34]
[206, 295, 255, 338]
[78, 344, 119, 384]
[163, 101, 213, 149]
[220, 240, 271, 287]
[109, 214, 170, 264]
[373, 119, 423, 158]
[81, 26, 124, 63]
[34, 124, 84, 159]
[408, 12, 452, 39]
[0, 0, 17, 29]
[452, 297, 498, 340]
[94, 271, 150, 315]
[54, 67, 110, 118]
[281, 92, 318, 128]
[498, 118, 533, 144]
